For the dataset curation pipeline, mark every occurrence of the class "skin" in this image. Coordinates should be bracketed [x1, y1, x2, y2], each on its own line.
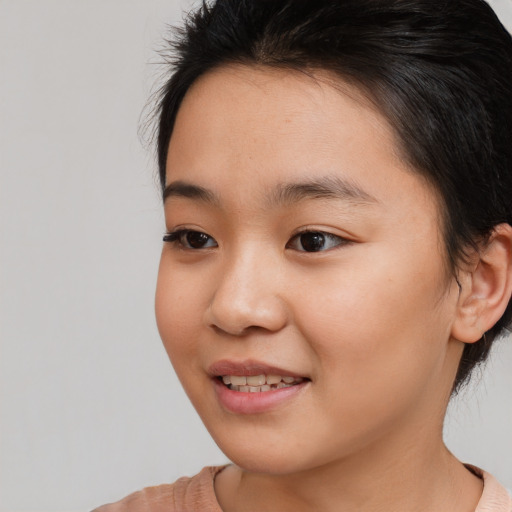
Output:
[155, 65, 488, 511]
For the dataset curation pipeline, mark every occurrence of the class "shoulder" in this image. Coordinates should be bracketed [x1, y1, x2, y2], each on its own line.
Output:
[467, 465, 512, 512]
[91, 466, 227, 512]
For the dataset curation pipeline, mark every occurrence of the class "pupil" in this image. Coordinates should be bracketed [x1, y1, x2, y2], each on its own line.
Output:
[187, 231, 208, 248]
[300, 232, 325, 252]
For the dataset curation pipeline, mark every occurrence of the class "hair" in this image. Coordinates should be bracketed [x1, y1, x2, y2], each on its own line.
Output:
[153, 0, 512, 393]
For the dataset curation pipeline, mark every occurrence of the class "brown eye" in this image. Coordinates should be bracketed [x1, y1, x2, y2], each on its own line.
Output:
[184, 231, 211, 248]
[300, 232, 326, 252]
[287, 231, 347, 252]
[163, 230, 217, 249]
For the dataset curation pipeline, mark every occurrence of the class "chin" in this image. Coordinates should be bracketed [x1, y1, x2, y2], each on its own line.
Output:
[209, 430, 333, 476]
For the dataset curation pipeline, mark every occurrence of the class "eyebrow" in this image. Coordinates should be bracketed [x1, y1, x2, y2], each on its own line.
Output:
[269, 175, 378, 207]
[163, 175, 378, 207]
[163, 181, 219, 205]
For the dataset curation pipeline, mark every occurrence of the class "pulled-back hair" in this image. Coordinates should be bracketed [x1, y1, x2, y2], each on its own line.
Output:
[155, 0, 512, 393]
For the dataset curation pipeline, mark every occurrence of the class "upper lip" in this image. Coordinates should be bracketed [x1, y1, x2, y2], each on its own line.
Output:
[208, 359, 307, 378]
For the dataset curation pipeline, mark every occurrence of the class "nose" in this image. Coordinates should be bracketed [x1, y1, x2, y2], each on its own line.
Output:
[204, 248, 289, 336]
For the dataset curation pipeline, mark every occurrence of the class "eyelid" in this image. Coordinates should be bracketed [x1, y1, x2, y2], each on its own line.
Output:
[163, 228, 218, 249]
[286, 229, 352, 252]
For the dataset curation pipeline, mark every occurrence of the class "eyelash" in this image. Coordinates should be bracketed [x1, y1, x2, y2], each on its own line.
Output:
[163, 229, 351, 253]
[163, 229, 218, 249]
[286, 230, 350, 252]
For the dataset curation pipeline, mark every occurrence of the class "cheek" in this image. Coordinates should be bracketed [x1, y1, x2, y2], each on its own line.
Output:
[155, 256, 206, 373]
[288, 264, 453, 455]
[295, 247, 453, 398]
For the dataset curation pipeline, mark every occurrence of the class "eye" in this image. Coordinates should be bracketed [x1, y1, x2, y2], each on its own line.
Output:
[163, 229, 218, 249]
[286, 231, 348, 252]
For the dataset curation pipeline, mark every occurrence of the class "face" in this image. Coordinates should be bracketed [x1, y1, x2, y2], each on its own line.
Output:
[155, 65, 462, 474]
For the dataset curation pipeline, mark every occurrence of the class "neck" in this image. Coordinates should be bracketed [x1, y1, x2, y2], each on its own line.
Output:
[216, 422, 483, 512]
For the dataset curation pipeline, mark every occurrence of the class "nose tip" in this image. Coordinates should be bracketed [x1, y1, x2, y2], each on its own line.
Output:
[207, 297, 288, 336]
[204, 268, 288, 337]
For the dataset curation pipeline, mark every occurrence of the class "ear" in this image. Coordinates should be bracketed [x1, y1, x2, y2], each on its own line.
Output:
[451, 223, 512, 343]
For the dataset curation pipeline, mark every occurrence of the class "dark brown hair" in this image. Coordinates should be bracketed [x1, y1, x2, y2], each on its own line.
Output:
[154, 0, 512, 393]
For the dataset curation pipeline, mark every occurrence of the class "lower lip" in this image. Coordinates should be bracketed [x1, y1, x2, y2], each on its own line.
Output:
[213, 378, 309, 414]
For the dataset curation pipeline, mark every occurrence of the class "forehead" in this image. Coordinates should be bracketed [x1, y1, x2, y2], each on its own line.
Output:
[166, 64, 439, 219]
[169, 65, 393, 167]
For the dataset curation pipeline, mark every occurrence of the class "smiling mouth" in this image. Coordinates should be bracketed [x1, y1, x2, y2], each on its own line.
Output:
[218, 374, 306, 392]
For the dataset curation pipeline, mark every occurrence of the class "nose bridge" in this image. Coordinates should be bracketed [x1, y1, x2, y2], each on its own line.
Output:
[206, 240, 287, 335]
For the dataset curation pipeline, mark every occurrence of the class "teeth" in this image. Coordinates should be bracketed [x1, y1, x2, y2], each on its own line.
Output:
[230, 376, 247, 386]
[228, 382, 297, 392]
[221, 374, 306, 393]
[247, 374, 266, 386]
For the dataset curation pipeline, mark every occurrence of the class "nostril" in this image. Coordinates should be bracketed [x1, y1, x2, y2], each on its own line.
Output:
[209, 323, 249, 337]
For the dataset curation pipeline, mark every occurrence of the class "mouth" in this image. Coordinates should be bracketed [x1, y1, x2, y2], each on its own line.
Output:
[218, 374, 306, 393]
[208, 360, 310, 413]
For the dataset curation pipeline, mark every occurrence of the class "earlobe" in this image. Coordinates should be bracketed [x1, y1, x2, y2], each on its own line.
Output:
[450, 223, 512, 344]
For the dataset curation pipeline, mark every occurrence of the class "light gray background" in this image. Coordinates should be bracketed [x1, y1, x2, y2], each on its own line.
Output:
[1, 1, 511, 511]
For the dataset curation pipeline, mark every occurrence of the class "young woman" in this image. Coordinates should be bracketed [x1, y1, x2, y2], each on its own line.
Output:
[95, 0, 512, 510]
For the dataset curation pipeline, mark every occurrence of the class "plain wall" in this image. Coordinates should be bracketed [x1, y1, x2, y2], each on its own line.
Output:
[1, 1, 511, 510]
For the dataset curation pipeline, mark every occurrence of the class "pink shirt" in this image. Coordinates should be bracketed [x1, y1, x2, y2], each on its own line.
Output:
[93, 465, 512, 511]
